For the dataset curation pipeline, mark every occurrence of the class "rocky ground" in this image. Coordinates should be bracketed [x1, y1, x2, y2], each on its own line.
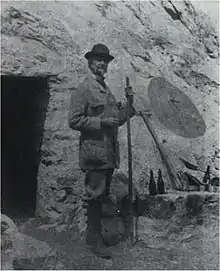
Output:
[2, 191, 219, 270]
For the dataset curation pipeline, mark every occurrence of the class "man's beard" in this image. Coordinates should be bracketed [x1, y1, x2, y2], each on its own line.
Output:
[95, 65, 107, 77]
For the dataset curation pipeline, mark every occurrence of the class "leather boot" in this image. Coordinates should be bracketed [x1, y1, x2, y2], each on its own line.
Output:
[86, 199, 112, 260]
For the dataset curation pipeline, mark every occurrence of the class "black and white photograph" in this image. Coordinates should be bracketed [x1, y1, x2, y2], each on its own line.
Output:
[1, 0, 219, 269]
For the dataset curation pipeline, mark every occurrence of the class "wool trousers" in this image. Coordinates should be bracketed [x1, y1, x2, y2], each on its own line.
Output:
[84, 169, 114, 246]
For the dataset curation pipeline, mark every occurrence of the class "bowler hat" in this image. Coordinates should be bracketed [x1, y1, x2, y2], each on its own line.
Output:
[85, 43, 114, 61]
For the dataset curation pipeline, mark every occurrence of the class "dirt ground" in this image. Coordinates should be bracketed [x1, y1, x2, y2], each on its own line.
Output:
[13, 214, 219, 270]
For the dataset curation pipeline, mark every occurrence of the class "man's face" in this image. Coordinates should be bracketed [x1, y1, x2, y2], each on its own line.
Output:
[89, 56, 109, 77]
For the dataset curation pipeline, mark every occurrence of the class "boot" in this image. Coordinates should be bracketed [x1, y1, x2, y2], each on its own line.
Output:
[86, 199, 112, 260]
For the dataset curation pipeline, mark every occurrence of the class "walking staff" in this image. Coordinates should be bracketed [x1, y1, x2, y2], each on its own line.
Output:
[125, 77, 135, 243]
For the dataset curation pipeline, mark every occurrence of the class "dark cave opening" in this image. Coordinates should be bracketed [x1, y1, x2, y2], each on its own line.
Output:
[1, 75, 49, 217]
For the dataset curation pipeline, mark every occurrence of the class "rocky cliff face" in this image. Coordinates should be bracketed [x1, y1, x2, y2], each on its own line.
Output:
[1, 1, 219, 228]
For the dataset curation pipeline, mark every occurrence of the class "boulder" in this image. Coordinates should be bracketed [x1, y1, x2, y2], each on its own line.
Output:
[1, 213, 55, 270]
[1, 214, 19, 270]
[137, 191, 219, 269]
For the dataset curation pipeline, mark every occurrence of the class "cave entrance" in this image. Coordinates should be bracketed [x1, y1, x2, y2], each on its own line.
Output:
[1, 75, 49, 218]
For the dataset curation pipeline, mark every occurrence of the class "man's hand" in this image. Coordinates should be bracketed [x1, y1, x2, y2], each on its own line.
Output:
[101, 117, 119, 128]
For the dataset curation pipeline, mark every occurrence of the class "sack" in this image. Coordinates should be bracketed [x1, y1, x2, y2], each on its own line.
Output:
[101, 199, 127, 246]
[102, 216, 126, 246]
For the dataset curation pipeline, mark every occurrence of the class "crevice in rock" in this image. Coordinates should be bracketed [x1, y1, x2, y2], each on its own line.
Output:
[134, 53, 151, 63]
[161, 0, 193, 34]
[53, 134, 72, 140]
[205, 45, 218, 59]
[50, 206, 62, 214]
[41, 159, 53, 166]
[153, 35, 172, 49]
[94, 2, 114, 17]
[174, 69, 219, 91]
[149, 0, 157, 7]
[125, 3, 145, 26]
[162, 4, 182, 21]
[130, 61, 141, 73]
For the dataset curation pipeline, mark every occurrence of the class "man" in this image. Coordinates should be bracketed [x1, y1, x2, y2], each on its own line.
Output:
[68, 44, 135, 259]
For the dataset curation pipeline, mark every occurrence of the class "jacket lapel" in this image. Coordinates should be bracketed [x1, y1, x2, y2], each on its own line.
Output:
[87, 72, 108, 93]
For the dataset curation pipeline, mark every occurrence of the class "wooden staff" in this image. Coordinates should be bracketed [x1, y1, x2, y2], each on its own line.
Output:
[125, 76, 134, 242]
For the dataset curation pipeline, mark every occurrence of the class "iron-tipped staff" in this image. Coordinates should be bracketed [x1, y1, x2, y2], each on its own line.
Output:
[125, 76, 135, 243]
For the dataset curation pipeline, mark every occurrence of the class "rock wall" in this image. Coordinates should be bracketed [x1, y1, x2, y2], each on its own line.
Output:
[1, 1, 219, 227]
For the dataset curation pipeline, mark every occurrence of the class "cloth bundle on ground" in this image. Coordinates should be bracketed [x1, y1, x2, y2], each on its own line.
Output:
[101, 172, 140, 246]
[101, 198, 126, 246]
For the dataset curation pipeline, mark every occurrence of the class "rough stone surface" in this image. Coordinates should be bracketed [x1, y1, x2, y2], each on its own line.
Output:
[137, 191, 219, 269]
[1, 1, 219, 230]
[1, 213, 55, 270]
[139, 191, 219, 218]
[1, 214, 19, 270]
[13, 233, 55, 260]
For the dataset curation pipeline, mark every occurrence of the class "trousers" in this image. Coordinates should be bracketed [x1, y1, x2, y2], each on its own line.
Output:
[84, 169, 114, 200]
[84, 169, 114, 247]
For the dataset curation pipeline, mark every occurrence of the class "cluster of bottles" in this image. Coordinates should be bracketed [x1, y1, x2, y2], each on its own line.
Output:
[149, 169, 165, 196]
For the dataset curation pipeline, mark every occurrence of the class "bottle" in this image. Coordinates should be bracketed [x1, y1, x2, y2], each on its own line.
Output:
[157, 169, 165, 194]
[203, 165, 211, 192]
[149, 170, 157, 195]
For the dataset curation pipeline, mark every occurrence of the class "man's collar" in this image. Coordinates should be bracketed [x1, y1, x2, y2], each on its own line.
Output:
[88, 68, 108, 92]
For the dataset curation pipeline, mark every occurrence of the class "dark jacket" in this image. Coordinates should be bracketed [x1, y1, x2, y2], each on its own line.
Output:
[68, 72, 135, 170]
